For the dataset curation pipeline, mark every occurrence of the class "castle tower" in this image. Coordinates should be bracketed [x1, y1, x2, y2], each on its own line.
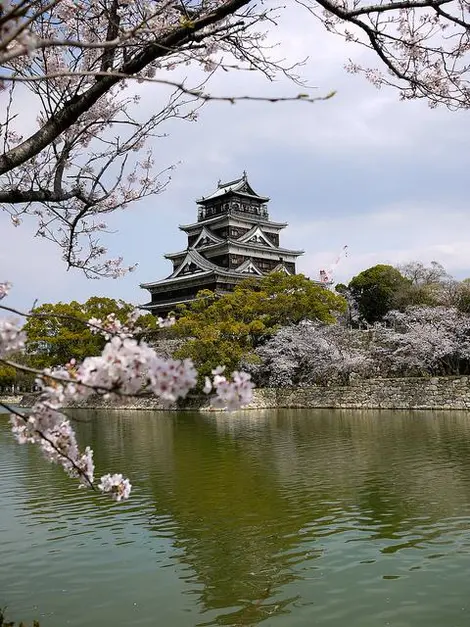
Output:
[140, 173, 304, 316]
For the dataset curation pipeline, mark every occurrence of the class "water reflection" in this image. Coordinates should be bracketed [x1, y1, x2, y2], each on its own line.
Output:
[2, 409, 470, 627]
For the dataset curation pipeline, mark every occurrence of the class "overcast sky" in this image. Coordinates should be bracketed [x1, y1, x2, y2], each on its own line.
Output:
[2, 4, 470, 311]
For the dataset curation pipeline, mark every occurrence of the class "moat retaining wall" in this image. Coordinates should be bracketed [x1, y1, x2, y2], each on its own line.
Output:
[4, 376, 470, 411]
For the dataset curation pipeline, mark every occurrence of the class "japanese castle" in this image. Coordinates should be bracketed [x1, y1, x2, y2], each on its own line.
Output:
[140, 173, 304, 316]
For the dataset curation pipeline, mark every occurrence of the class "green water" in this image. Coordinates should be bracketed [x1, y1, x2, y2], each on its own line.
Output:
[2, 409, 470, 627]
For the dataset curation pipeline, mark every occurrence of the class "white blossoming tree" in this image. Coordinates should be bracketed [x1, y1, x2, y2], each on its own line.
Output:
[373, 306, 470, 376]
[252, 321, 372, 387]
[251, 307, 470, 388]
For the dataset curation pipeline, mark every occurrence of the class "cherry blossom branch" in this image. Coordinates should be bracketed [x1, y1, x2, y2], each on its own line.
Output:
[344, 0, 452, 18]
[0, 69, 332, 102]
[0, 399, 96, 490]
[0, 0, 255, 174]
[0, 284, 255, 500]
[296, 0, 470, 109]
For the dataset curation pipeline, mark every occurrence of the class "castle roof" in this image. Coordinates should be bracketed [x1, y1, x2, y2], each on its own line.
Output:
[196, 172, 269, 204]
[163, 239, 304, 260]
[140, 175, 309, 313]
[139, 249, 296, 289]
[179, 213, 288, 232]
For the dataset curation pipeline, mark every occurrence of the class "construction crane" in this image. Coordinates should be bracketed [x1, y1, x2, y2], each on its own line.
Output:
[319, 245, 348, 285]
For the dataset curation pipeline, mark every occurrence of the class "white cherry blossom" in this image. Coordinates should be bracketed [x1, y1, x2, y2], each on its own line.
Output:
[0, 318, 26, 357]
[0, 282, 12, 300]
[98, 474, 132, 502]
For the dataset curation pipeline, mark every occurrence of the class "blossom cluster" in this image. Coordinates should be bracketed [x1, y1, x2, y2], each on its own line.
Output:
[0, 317, 26, 357]
[76, 336, 199, 402]
[98, 474, 132, 502]
[9, 377, 98, 489]
[0, 282, 12, 300]
[88, 309, 143, 340]
[157, 315, 176, 329]
[0, 287, 254, 501]
[204, 366, 255, 411]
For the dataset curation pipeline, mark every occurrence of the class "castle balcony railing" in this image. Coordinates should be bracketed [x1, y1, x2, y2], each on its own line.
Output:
[198, 204, 269, 222]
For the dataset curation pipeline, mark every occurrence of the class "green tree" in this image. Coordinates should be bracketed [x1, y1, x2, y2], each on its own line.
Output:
[23, 297, 156, 369]
[0, 352, 37, 390]
[0, 362, 19, 389]
[348, 265, 410, 324]
[174, 272, 346, 379]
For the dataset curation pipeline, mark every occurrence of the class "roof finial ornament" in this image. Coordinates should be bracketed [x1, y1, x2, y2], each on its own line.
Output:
[242, 170, 247, 180]
[217, 178, 221, 187]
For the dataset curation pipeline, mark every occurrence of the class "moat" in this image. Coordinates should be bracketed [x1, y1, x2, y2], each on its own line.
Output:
[2, 408, 470, 626]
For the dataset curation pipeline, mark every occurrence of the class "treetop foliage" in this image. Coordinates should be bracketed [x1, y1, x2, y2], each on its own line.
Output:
[347, 264, 411, 324]
[344, 260, 470, 325]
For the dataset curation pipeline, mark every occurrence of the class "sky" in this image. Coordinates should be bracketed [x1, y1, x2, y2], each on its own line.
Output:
[2, 3, 470, 311]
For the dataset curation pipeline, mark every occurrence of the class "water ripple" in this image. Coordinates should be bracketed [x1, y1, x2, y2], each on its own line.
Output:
[3, 409, 470, 627]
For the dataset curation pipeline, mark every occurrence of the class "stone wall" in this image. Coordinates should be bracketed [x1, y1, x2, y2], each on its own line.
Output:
[251, 376, 470, 410]
[7, 376, 470, 411]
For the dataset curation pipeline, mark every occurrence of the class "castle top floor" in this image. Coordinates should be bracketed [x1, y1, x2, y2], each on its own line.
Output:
[196, 172, 270, 222]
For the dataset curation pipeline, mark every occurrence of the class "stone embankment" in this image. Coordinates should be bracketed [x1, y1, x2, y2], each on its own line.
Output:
[3, 376, 470, 411]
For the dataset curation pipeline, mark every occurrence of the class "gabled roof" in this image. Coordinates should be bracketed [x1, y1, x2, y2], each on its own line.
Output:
[192, 226, 224, 248]
[165, 227, 224, 260]
[272, 263, 293, 275]
[238, 225, 276, 248]
[141, 250, 220, 288]
[237, 259, 263, 275]
[197, 172, 269, 204]
[172, 249, 219, 277]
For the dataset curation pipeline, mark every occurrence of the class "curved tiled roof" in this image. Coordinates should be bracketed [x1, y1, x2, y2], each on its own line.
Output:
[196, 173, 269, 203]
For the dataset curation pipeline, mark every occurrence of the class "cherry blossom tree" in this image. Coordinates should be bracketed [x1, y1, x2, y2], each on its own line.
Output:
[252, 320, 372, 387]
[251, 306, 470, 388]
[374, 306, 470, 376]
[1, 0, 470, 277]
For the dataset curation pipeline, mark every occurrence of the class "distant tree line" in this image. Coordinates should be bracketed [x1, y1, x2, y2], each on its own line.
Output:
[250, 261, 470, 387]
[337, 261, 470, 325]
[3, 262, 470, 391]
